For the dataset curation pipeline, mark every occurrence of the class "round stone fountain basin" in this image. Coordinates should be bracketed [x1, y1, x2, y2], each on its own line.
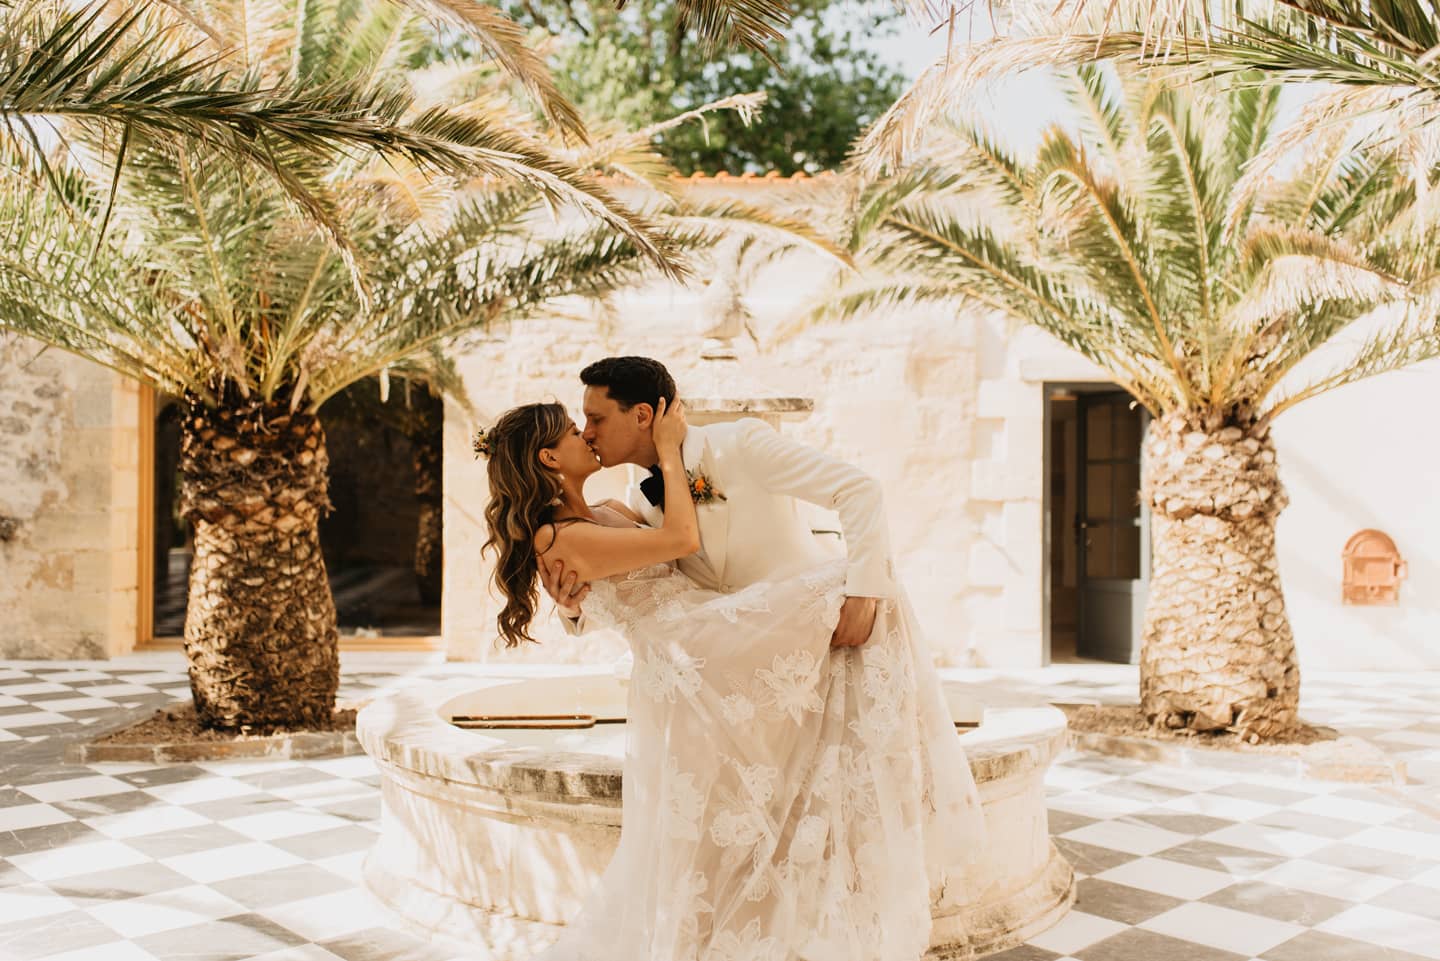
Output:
[357, 674, 1074, 960]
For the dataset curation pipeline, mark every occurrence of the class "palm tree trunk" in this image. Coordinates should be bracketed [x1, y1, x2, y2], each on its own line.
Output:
[1139, 412, 1299, 739]
[179, 398, 340, 731]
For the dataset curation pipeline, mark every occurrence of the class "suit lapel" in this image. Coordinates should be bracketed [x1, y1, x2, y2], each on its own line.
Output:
[684, 428, 729, 586]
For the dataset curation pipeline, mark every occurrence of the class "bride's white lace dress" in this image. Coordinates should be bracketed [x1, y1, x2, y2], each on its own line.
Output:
[539, 558, 987, 961]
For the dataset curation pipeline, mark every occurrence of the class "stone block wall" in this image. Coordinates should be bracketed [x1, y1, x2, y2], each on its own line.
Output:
[440, 228, 1011, 667]
[0, 337, 141, 659]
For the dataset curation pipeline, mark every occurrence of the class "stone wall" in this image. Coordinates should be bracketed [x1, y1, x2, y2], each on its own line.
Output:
[0, 337, 141, 659]
[440, 186, 1012, 666]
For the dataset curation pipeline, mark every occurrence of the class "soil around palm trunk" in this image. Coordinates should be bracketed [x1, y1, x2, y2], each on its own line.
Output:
[1061, 703, 1335, 749]
[96, 702, 358, 744]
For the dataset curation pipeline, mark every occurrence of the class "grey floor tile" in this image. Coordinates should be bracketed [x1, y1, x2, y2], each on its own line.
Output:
[1131, 812, 1235, 836]
[987, 947, 1062, 961]
[1307, 842, 1432, 879]
[0, 818, 98, 857]
[134, 913, 306, 961]
[186, 793, 288, 822]
[1077, 928, 1247, 961]
[0, 909, 123, 960]
[1154, 839, 1286, 875]
[55, 789, 163, 818]
[3, 765, 99, 788]
[1092, 779, 1191, 803]
[210, 863, 352, 910]
[1202, 880, 1351, 926]
[1074, 877, 1184, 925]
[117, 765, 213, 788]
[1368, 882, 1440, 922]
[1054, 838, 1140, 877]
[1207, 783, 1313, 805]
[126, 823, 252, 859]
[1261, 929, 1436, 961]
[48, 861, 196, 903]
[237, 767, 340, 790]
[272, 825, 380, 860]
[316, 797, 381, 823]
[320, 927, 458, 961]
[1048, 809, 1100, 835]
[1252, 810, 1367, 839]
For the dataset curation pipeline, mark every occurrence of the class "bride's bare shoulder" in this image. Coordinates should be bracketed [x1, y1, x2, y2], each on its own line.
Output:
[594, 499, 644, 525]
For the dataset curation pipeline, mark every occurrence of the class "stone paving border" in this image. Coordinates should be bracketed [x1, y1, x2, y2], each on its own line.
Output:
[1068, 728, 1407, 785]
[63, 705, 365, 764]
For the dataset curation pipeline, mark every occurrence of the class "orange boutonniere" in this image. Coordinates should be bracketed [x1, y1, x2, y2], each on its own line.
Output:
[687, 469, 725, 504]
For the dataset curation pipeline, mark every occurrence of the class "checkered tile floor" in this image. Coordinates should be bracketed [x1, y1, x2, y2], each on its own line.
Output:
[1, 657, 1437, 961]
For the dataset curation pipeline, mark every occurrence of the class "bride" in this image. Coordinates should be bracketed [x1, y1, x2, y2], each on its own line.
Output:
[478, 397, 986, 961]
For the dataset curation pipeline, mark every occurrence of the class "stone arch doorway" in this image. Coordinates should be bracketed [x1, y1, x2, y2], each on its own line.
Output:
[143, 380, 443, 643]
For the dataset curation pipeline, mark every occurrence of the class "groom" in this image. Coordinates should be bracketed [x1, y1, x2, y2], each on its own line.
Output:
[541, 355, 894, 648]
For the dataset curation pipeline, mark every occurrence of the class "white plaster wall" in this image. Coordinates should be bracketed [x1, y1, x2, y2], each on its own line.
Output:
[1271, 358, 1440, 671]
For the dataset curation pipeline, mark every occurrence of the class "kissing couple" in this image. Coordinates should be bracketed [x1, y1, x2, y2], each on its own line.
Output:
[478, 355, 987, 960]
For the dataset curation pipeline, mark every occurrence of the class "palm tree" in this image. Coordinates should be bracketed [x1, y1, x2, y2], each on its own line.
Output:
[0, 0, 639, 231]
[0, 0, 831, 731]
[861, 0, 1440, 176]
[834, 68, 1440, 738]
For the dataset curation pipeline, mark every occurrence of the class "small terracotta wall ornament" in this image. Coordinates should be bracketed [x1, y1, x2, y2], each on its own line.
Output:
[1342, 529, 1408, 606]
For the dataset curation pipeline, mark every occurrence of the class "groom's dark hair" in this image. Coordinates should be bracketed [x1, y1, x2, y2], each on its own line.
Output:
[580, 356, 676, 411]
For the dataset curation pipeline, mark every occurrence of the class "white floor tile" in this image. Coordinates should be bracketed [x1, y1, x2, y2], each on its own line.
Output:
[1045, 766, 1124, 791]
[1413, 864, 1440, 891]
[86, 806, 210, 840]
[245, 946, 348, 961]
[21, 775, 138, 803]
[85, 885, 248, 938]
[1158, 794, 1280, 822]
[1025, 910, 1128, 955]
[1046, 791, 1154, 820]
[1346, 826, 1440, 862]
[0, 803, 74, 832]
[312, 850, 368, 882]
[0, 884, 71, 924]
[0, 711, 72, 728]
[34, 670, 114, 683]
[1096, 857, 1236, 900]
[35, 943, 162, 961]
[1257, 858, 1402, 901]
[161, 842, 304, 884]
[0, 682, 71, 696]
[261, 889, 391, 941]
[1319, 904, 1440, 960]
[1202, 823, 1334, 858]
[31, 697, 120, 713]
[1376, 730, 1440, 748]
[1061, 820, 1192, 857]
[73, 684, 164, 698]
[142, 777, 257, 805]
[1291, 795, 1408, 825]
[224, 809, 355, 842]
[0, 693, 25, 708]
[1140, 902, 1305, 955]
[8, 839, 150, 881]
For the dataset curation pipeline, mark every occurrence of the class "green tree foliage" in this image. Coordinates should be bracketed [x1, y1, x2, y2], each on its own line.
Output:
[502, 0, 909, 173]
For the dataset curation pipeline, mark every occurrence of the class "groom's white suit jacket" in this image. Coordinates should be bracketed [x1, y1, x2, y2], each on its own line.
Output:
[566, 418, 894, 623]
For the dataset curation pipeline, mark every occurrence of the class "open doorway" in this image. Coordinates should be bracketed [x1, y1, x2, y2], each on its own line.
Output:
[144, 379, 443, 644]
[1045, 384, 1150, 663]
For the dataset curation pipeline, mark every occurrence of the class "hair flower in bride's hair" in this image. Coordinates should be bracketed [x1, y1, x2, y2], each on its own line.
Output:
[687, 469, 724, 504]
[473, 427, 493, 460]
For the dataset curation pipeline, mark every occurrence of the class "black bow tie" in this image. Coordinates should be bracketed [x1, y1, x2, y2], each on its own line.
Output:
[639, 464, 665, 508]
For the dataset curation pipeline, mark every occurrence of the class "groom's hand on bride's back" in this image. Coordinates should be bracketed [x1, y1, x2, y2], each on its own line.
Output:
[830, 596, 878, 648]
[541, 559, 590, 620]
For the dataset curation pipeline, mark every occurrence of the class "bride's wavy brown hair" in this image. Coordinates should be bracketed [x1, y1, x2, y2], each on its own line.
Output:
[481, 402, 572, 648]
